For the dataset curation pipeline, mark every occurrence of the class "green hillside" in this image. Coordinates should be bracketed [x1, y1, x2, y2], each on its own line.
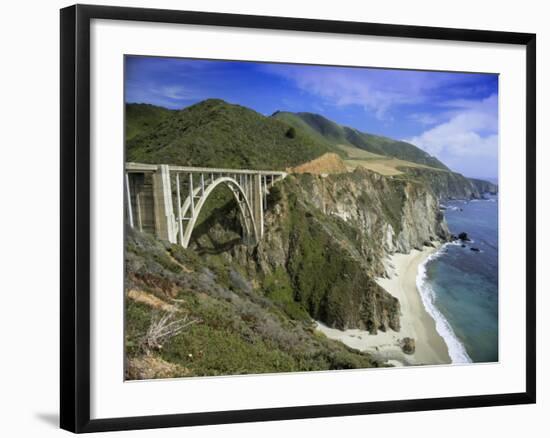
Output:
[126, 99, 340, 170]
[125, 103, 173, 142]
[272, 111, 346, 148]
[272, 111, 449, 170]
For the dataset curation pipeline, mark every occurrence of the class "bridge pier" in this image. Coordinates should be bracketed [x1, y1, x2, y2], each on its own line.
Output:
[252, 174, 264, 238]
[152, 165, 178, 244]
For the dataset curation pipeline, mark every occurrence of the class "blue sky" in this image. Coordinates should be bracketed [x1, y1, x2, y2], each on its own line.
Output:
[125, 56, 498, 179]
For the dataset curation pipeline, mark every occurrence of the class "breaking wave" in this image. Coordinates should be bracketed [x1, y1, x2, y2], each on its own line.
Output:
[416, 245, 472, 364]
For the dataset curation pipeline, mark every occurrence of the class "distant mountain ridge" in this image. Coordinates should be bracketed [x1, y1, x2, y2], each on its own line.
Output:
[125, 99, 496, 196]
[272, 111, 450, 171]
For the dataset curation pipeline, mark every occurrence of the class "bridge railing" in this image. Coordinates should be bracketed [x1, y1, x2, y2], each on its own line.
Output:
[125, 162, 287, 248]
[125, 162, 287, 177]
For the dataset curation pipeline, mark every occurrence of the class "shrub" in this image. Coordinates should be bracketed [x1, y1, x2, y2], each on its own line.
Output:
[141, 311, 201, 354]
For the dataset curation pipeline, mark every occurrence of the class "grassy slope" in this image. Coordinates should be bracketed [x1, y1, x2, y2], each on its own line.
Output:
[125, 229, 380, 379]
[127, 99, 341, 171]
[335, 144, 443, 176]
[273, 111, 450, 170]
[272, 111, 348, 148]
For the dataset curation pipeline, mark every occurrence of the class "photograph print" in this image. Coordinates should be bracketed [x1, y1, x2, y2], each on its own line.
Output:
[124, 55, 499, 380]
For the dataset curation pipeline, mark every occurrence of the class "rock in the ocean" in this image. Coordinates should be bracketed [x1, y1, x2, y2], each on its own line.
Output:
[470, 247, 480, 252]
[458, 232, 470, 241]
[400, 337, 416, 355]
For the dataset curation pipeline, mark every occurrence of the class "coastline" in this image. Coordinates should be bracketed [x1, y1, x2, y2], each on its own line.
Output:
[316, 245, 452, 367]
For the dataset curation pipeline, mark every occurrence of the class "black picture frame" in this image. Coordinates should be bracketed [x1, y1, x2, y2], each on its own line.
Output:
[60, 4, 536, 433]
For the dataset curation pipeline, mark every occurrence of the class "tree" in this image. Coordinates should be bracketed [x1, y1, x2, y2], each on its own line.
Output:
[285, 127, 296, 139]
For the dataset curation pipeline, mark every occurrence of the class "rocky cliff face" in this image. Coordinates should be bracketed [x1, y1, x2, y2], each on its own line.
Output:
[468, 177, 498, 195]
[401, 167, 481, 200]
[274, 169, 449, 270]
[193, 167, 449, 334]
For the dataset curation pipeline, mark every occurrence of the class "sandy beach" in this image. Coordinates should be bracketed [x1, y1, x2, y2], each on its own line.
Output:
[316, 245, 451, 367]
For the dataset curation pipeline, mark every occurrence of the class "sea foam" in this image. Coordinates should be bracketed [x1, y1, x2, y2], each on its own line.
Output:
[416, 244, 472, 364]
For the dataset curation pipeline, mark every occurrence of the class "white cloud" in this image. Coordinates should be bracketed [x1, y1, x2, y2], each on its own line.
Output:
[262, 66, 450, 120]
[408, 113, 438, 126]
[406, 94, 498, 176]
[159, 85, 198, 100]
[126, 81, 206, 109]
[289, 71, 406, 119]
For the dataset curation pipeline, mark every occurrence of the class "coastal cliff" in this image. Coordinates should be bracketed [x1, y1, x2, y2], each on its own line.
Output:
[401, 167, 483, 200]
[399, 168, 498, 201]
[468, 177, 499, 195]
[192, 167, 449, 334]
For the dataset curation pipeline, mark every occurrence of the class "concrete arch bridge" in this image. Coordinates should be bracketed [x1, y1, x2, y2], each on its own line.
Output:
[125, 162, 287, 248]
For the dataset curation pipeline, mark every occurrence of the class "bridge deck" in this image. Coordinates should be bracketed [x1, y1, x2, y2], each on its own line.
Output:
[126, 162, 287, 177]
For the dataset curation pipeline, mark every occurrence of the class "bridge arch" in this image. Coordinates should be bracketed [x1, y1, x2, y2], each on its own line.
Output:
[125, 163, 287, 248]
[178, 176, 259, 249]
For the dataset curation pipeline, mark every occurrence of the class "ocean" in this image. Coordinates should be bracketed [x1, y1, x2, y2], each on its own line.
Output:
[417, 195, 499, 364]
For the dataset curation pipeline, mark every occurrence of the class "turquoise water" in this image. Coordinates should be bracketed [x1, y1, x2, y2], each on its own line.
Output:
[420, 196, 499, 363]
